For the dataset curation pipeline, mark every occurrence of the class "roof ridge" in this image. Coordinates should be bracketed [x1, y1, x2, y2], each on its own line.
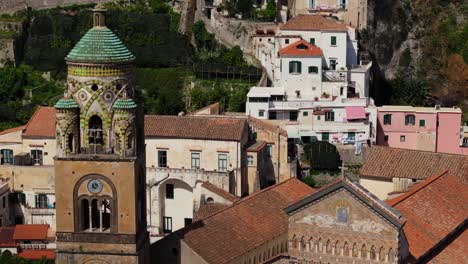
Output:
[387, 170, 449, 207]
[371, 145, 468, 158]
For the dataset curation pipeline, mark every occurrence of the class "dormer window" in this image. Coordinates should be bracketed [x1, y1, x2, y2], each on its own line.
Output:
[297, 43, 308, 50]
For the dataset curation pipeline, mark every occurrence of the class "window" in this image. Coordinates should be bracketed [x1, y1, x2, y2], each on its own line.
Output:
[0, 149, 13, 164]
[325, 111, 335, 121]
[163, 217, 172, 233]
[322, 132, 329, 141]
[184, 218, 192, 227]
[308, 66, 319, 74]
[309, 38, 315, 45]
[218, 153, 228, 172]
[405, 114, 415, 125]
[308, 0, 315, 8]
[289, 61, 302, 74]
[348, 132, 356, 139]
[329, 59, 337, 70]
[340, 0, 347, 8]
[289, 111, 298, 121]
[166, 184, 174, 199]
[258, 110, 264, 117]
[247, 155, 254, 166]
[331, 36, 337, 46]
[268, 111, 277, 120]
[266, 144, 273, 158]
[419, 119, 426, 127]
[383, 114, 392, 125]
[303, 111, 309, 117]
[88, 115, 103, 145]
[317, 116, 321, 121]
[191, 152, 200, 169]
[158, 150, 167, 168]
[400, 135, 406, 142]
[384, 135, 389, 142]
[35, 194, 48, 209]
[249, 97, 269, 102]
[285, 39, 289, 44]
[270, 95, 284, 101]
[31, 150, 43, 165]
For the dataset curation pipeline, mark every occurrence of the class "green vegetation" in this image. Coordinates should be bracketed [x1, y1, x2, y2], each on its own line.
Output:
[0, 65, 61, 129]
[388, 74, 432, 106]
[303, 142, 341, 170]
[218, 0, 276, 21]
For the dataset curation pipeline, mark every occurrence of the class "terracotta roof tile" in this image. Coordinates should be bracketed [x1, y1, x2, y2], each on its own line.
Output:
[19, 249, 55, 260]
[194, 203, 230, 221]
[0, 227, 16, 247]
[387, 172, 468, 260]
[0, 125, 25, 136]
[144, 115, 247, 141]
[246, 141, 266, 152]
[165, 178, 315, 263]
[280, 15, 348, 31]
[428, 229, 468, 264]
[13, 224, 49, 241]
[279, 40, 323, 57]
[201, 182, 240, 203]
[360, 146, 468, 181]
[22, 107, 56, 139]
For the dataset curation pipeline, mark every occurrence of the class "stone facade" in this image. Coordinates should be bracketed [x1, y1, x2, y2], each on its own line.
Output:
[286, 181, 408, 264]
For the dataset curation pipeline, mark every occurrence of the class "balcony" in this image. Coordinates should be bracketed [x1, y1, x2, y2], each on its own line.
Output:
[323, 70, 348, 82]
[313, 121, 370, 134]
[28, 207, 55, 215]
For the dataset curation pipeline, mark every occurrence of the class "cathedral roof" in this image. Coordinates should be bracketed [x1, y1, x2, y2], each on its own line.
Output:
[55, 98, 79, 109]
[65, 27, 135, 64]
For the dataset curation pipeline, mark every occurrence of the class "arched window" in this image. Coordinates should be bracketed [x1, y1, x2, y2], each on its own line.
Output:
[115, 133, 120, 153]
[308, 237, 313, 252]
[88, 115, 103, 145]
[379, 247, 386, 261]
[293, 235, 298, 249]
[91, 199, 99, 229]
[127, 133, 133, 149]
[370, 245, 376, 260]
[253, 256, 257, 264]
[334, 240, 340, 255]
[388, 248, 395, 262]
[80, 199, 90, 231]
[101, 199, 111, 230]
[343, 242, 350, 256]
[352, 243, 358, 257]
[361, 244, 367, 259]
[300, 236, 306, 250]
[326, 239, 332, 254]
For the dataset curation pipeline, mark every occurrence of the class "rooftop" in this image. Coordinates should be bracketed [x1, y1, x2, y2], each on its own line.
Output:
[18, 249, 55, 260]
[246, 140, 267, 152]
[246, 87, 285, 97]
[22, 107, 56, 139]
[279, 40, 323, 57]
[13, 224, 49, 241]
[0, 125, 25, 136]
[66, 27, 135, 64]
[0, 227, 16, 247]
[144, 115, 247, 142]
[360, 146, 468, 181]
[280, 15, 348, 32]
[156, 178, 315, 264]
[387, 171, 468, 260]
[201, 182, 240, 203]
[378, 105, 462, 113]
[194, 203, 230, 221]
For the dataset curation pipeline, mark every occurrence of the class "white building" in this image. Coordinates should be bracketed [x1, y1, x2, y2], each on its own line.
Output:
[249, 15, 376, 143]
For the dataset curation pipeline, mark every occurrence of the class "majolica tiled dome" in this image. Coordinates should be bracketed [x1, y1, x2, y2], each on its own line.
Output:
[65, 27, 135, 64]
[112, 98, 137, 109]
[55, 98, 79, 109]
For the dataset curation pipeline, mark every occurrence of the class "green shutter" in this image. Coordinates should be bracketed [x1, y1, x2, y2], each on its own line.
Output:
[310, 38, 315, 45]
[419, 119, 425, 127]
[331, 36, 337, 45]
[298, 61, 302, 73]
[331, 111, 335, 121]
[20, 193, 26, 204]
[289, 61, 293, 73]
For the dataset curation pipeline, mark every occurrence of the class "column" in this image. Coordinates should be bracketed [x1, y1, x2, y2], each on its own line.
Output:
[88, 205, 92, 231]
[99, 200, 103, 232]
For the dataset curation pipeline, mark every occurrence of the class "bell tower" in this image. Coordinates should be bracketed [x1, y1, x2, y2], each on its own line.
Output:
[54, 4, 149, 264]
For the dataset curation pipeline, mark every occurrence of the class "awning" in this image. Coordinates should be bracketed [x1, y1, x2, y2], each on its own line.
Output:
[345, 106, 366, 120]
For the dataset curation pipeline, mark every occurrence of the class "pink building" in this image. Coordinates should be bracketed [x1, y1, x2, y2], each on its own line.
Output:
[376, 106, 467, 155]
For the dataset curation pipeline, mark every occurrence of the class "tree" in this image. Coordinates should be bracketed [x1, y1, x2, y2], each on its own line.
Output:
[389, 74, 432, 106]
[192, 21, 215, 51]
[223, 46, 245, 66]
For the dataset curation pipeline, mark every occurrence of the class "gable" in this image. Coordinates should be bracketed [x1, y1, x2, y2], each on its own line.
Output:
[289, 189, 398, 236]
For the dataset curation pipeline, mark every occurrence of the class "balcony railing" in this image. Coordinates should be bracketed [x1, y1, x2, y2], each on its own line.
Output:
[308, 4, 346, 12]
[323, 70, 348, 82]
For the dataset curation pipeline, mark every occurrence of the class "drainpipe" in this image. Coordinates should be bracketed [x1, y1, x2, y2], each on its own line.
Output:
[236, 140, 239, 196]
[277, 126, 280, 184]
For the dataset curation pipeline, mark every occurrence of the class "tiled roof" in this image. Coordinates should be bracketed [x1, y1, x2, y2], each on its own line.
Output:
[0, 227, 16, 247]
[194, 203, 230, 221]
[0, 125, 25, 136]
[13, 224, 49, 241]
[279, 40, 323, 57]
[144, 115, 247, 142]
[112, 98, 137, 109]
[54, 98, 79, 109]
[165, 178, 315, 264]
[360, 146, 468, 181]
[428, 229, 468, 264]
[248, 117, 288, 137]
[19, 249, 55, 260]
[246, 141, 266, 152]
[387, 171, 468, 260]
[280, 15, 348, 31]
[201, 182, 240, 203]
[22, 107, 56, 139]
[66, 27, 135, 64]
